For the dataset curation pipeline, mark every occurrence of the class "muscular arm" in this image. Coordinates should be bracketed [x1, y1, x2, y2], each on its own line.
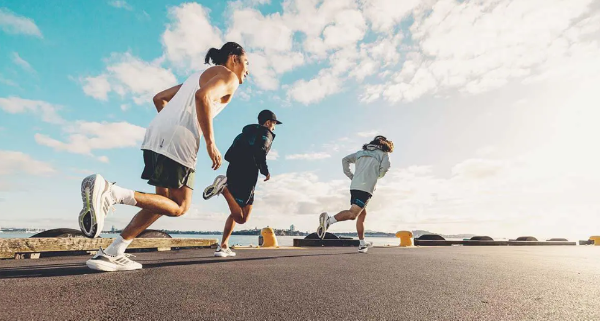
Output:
[194, 71, 238, 145]
[152, 84, 182, 112]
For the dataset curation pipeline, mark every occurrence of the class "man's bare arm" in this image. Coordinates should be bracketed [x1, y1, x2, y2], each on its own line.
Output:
[195, 71, 239, 169]
[152, 84, 182, 112]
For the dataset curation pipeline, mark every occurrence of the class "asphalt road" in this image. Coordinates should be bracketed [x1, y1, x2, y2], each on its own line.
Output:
[0, 246, 599, 320]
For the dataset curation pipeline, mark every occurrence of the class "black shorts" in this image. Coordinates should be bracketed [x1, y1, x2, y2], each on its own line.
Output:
[350, 190, 372, 208]
[141, 150, 195, 189]
[226, 163, 259, 207]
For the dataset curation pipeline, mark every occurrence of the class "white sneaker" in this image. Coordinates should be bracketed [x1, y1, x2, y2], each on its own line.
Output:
[86, 248, 142, 272]
[214, 245, 236, 257]
[79, 174, 117, 238]
[317, 212, 330, 240]
[358, 241, 373, 253]
[203, 175, 227, 200]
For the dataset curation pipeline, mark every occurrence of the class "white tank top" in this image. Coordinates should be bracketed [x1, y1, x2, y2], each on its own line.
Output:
[140, 72, 228, 169]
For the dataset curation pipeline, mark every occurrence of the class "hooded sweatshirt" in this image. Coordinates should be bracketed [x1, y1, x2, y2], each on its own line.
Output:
[224, 124, 275, 176]
[342, 144, 391, 194]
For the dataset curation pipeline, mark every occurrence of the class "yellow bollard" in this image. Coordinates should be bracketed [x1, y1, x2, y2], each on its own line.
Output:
[590, 236, 600, 246]
[395, 231, 413, 247]
[261, 227, 279, 248]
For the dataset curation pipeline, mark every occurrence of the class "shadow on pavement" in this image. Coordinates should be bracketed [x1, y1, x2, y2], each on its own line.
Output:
[0, 252, 352, 279]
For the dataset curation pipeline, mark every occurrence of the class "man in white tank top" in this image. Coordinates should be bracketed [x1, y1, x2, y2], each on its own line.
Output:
[78, 42, 249, 272]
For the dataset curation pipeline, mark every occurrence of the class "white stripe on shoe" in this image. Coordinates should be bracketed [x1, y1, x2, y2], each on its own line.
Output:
[86, 248, 142, 272]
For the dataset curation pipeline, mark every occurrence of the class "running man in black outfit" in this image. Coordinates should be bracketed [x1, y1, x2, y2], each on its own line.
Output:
[203, 110, 281, 256]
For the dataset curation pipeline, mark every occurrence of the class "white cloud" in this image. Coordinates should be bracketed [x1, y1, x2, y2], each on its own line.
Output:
[161, 3, 223, 71]
[365, 0, 599, 103]
[82, 53, 178, 104]
[285, 152, 331, 160]
[0, 151, 55, 175]
[35, 121, 146, 156]
[254, 172, 347, 216]
[97, 156, 110, 163]
[225, 7, 305, 90]
[108, 0, 133, 10]
[0, 97, 64, 124]
[82, 75, 111, 101]
[120, 104, 130, 111]
[287, 70, 341, 104]
[451, 158, 506, 180]
[11, 52, 36, 74]
[0, 8, 42, 37]
[267, 149, 279, 160]
[245, 52, 279, 90]
[361, 0, 426, 33]
[283, 0, 366, 56]
[226, 8, 294, 53]
[320, 8, 367, 51]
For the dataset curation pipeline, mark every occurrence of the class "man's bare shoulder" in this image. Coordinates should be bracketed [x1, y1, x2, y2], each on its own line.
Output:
[201, 66, 238, 84]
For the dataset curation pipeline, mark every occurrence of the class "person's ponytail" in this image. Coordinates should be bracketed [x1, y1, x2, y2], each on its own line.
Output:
[204, 48, 223, 65]
[204, 42, 245, 66]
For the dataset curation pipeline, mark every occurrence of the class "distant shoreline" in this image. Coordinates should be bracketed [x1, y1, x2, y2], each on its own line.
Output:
[0, 228, 475, 239]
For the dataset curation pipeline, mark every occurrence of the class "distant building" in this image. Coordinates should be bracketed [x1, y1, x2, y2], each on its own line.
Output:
[290, 224, 295, 232]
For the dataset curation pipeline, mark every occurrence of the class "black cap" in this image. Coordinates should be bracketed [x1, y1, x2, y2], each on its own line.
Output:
[258, 109, 282, 125]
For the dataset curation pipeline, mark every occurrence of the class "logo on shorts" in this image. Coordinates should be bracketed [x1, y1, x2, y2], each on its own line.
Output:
[354, 199, 365, 207]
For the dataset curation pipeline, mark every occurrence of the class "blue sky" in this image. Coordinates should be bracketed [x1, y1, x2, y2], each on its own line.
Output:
[1, 0, 599, 239]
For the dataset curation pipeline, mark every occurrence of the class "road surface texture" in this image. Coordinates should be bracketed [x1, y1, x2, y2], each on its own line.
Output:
[0, 246, 599, 320]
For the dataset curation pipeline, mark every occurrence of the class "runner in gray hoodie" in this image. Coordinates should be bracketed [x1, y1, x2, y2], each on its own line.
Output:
[317, 135, 393, 253]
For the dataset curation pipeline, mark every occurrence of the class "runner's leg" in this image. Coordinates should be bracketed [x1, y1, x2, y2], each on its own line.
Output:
[356, 207, 367, 240]
[220, 186, 253, 248]
[120, 186, 193, 240]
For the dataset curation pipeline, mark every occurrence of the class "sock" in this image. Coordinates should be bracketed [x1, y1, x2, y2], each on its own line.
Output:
[105, 236, 133, 256]
[327, 216, 337, 225]
[111, 184, 137, 206]
[359, 239, 366, 246]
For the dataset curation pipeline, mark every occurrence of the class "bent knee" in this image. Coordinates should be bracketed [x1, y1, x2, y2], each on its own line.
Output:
[170, 204, 190, 217]
[234, 216, 249, 224]
[231, 211, 245, 224]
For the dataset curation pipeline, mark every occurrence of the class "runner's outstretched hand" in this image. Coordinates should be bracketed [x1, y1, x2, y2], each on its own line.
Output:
[264, 173, 271, 182]
[206, 142, 222, 170]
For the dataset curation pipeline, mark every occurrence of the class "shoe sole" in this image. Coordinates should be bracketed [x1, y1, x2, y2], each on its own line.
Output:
[86, 259, 142, 272]
[318, 212, 328, 239]
[214, 251, 236, 257]
[79, 174, 106, 238]
[203, 176, 227, 200]
[358, 243, 373, 253]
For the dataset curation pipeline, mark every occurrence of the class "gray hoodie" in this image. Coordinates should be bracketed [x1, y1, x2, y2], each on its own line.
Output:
[342, 144, 391, 194]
